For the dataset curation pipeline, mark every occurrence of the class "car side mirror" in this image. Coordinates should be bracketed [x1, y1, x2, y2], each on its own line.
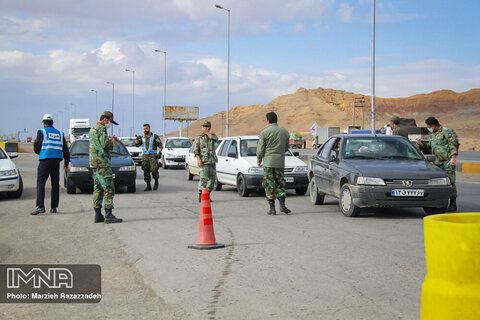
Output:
[425, 155, 435, 162]
[9, 152, 18, 159]
[327, 155, 337, 162]
[292, 151, 300, 157]
[228, 152, 238, 158]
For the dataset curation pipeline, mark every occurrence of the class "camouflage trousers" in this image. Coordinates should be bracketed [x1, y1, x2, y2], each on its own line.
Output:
[93, 167, 115, 209]
[198, 163, 216, 192]
[437, 161, 457, 198]
[142, 154, 159, 183]
[262, 167, 286, 200]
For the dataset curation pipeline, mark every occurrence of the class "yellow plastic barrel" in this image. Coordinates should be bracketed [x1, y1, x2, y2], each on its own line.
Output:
[421, 213, 480, 320]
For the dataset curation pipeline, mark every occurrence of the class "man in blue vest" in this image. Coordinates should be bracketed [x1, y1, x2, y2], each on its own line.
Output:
[135, 124, 163, 191]
[31, 114, 70, 215]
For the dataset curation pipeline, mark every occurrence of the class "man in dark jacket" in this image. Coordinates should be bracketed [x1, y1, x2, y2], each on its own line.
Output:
[31, 114, 70, 215]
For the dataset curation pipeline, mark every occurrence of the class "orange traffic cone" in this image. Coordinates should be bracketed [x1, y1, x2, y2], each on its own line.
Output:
[188, 188, 225, 250]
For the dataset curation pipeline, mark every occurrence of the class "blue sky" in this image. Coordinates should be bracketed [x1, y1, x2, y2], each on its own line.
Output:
[1, 0, 479, 138]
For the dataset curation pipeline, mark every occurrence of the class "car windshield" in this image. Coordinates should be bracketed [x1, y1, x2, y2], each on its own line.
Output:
[71, 127, 90, 136]
[70, 140, 130, 156]
[120, 138, 136, 147]
[343, 137, 423, 160]
[166, 139, 192, 148]
[239, 139, 292, 157]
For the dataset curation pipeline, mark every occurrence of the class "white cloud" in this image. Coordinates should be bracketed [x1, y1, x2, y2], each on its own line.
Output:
[295, 23, 305, 33]
[337, 3, 353, 23]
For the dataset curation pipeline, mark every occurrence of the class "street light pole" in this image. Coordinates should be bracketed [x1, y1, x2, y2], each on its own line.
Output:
[90, 89, 98, 121]
[106, 81, 115, 135]
[125, 69, 135, 136]
[154, 50, 167, 143]
[215, 4, 230, 137]
[371, 0, 376, 134]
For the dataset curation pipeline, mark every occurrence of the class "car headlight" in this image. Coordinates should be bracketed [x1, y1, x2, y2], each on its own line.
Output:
[119, 165, 136, 171]
[69, 166, 89, 172]
[294, 166, 308, 173]
[0, 169, 17, 177]
[165, 153, 172, 157]
[428, 177, 450, 186]
[248, 167, 264, 174]
[357, 176, 386, 186]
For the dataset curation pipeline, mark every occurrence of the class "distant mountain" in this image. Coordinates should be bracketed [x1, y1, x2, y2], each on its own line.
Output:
[171, 88, 480, 150]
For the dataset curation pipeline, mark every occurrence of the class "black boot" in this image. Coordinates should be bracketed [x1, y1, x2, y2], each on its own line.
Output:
[94, 208, 104, 223]
[278, 197, 291, 214]
[153, 179, 159, 190]
[104, 208, 123, 223]
[144, 182, 152, 191]
[448, 197, 457, 212]
[198, 191, 202, 203]
[267, 200, 276, 215]
[208, 190, 213, 202]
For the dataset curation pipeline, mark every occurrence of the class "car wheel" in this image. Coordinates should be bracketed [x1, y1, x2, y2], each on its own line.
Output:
[162, 156, 168, 169]
[236, 174, 250, 197]
[309, 179, 325, 205]
[339, 184, 361, 217]
[214, 175, 223, 191]
[186, 166, 193, 181]
[295, 186, 308, 195]
[423, 204, 448, 215]
[7, 175, 23, 198]
[66, 178, 76, 194]
[127, 183, 136, 193]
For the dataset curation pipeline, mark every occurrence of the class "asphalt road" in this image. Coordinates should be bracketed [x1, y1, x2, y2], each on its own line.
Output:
[2, 154, 480, 319]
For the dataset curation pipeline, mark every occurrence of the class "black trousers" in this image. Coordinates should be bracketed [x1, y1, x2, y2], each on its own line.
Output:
[36, 159, 62, 209]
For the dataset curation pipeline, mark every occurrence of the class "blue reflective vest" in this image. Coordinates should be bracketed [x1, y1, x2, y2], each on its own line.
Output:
[142, 135, 156, 154]
[39, 126, 64, 160]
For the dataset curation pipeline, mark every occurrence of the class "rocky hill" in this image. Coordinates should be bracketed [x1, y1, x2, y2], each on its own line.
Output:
[171, 87, 480, 150]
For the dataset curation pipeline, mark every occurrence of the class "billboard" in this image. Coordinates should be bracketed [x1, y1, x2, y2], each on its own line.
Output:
[164, 106, 199, 121]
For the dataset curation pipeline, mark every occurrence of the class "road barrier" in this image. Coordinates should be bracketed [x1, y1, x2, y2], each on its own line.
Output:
[188, 188, 224, 250]
[421, 213, 480, 319]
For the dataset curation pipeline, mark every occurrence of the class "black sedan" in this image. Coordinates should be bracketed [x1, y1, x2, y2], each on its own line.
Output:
[64, 139, 137, 194]
[308, 134, 452, 217]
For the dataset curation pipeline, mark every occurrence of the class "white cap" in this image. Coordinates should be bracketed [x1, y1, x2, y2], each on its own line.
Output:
[42, 114, 53, 121]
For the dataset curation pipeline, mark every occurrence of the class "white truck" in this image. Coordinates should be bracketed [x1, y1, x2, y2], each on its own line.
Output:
[69, 119, 91, 144]
[312, 127, 340, 148]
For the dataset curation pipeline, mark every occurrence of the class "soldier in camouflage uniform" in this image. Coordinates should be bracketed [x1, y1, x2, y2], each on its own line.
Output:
[257, 112, 291, 215]
[418, 116, 459, 211]
[89, 111, 123, 223]
[194, 121, 218, 202]
[135, 124, 163, 191]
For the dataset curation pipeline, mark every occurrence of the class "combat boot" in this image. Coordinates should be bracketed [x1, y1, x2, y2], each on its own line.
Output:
[198, 190, 202, 203]
[153, 179, 159, 190]
[448, 196, 457, 212]
[104, 208, 123, 223]
[208, 190, 213, 202]
[278, 197, 291, 214]
[267, 200, 276, 215]
[94, 208, 104, 223]
[144, 182, 152, 191]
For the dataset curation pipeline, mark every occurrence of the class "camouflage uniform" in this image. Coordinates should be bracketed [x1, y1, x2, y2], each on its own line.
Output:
[195, 132, 218, 192]
[135, 133, 162, 183]
[425, 127, 459, 197]
[89, 122, 115, 209]
[262, 168, 286, 200]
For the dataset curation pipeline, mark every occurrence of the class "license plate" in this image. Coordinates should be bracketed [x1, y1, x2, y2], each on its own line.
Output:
[92, 173, 116, 179]
[285, 177, 294, 183]
[391, 189, 424, 197]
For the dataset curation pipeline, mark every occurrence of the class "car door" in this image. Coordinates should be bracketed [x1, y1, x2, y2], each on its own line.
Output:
[312, 137, 336, 195]
[215, 139, 232, 184]
[325, 138, 342, 196]
[223, 139, 239, 185]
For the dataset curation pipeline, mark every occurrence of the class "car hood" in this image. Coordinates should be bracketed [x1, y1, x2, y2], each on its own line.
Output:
[345, 159, 447, 179]
[163, 148, 189, 156]
[70, 155, 133, 167]
[242, 156, 306, 168]
[126, 146, 143, 153]
[0, 158, 16, 171]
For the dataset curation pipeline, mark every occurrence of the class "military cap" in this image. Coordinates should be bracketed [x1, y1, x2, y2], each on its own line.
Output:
[201, 120, 211, 128]
[101, 111, 118, 125]
[390, 115, 400, 122]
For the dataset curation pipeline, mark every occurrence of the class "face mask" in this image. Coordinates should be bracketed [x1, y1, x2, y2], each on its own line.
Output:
[427, 127, 434, 133]
[105, 122, 113, 129]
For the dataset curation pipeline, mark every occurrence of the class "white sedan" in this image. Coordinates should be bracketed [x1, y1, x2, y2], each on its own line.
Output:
[214, 136, 309, 197]
[161, 137, 193, 169]
[185, 139, 223, 180]
[0, 146, 23, 198]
